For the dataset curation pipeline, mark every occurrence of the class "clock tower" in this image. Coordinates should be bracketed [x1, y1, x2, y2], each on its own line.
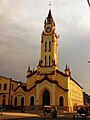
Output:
[37, 9, 59, 75]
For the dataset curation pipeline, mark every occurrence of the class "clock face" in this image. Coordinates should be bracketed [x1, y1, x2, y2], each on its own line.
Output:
[46, 27, 51, 33]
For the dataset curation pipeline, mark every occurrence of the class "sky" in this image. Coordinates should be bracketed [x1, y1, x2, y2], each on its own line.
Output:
[0, 0, 90, 94]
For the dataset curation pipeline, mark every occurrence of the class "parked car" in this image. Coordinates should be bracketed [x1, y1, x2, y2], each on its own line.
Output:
[43, 105, 51, 115]
[43, 105, 57, 118]
[76, 105, 88, 119]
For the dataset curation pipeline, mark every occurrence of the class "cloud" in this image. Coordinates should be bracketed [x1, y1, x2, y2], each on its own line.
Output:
[0, 2, 41, 81]
[0, 0, 90, 94]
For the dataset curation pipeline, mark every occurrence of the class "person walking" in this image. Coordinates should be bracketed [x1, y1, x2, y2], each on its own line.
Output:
[51, 106, 57, 118]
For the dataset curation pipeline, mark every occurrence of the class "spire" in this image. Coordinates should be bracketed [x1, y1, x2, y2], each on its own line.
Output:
[47, 0, 52, 19]
[65, 63, 68, 71]
[27, 65, 30, 72]
[45, 9, 55, 26]
[27, 65, 32, 76]
[68, 67, 71, 76]
[47, 9, 53, 19]
[64, 64, 71, 76]
[44, 1, 55, 26]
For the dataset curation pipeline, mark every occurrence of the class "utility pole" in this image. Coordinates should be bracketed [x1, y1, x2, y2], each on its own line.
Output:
[87, 0, 90, 8]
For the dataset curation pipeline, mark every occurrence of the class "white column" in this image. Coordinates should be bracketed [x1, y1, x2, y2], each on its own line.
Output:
[36, 84, 39, 105]
[52, 84, 55, 105]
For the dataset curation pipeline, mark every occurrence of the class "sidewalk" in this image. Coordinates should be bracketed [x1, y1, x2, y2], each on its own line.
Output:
[0, 112, 39, 120]
[0, 110, 74, 119]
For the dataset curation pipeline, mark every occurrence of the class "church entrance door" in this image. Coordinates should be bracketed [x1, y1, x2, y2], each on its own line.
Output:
[42, 90, 50, 106]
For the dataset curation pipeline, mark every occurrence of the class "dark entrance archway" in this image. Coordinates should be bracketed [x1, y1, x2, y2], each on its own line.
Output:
[21, 97, 24, 107]
[59, 96, 64, 107]
[30, 96, 34, 106]
[42, 90, 50, 106]
[14, 96, 17, 106]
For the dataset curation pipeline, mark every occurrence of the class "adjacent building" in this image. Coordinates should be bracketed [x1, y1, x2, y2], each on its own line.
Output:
[83, 92, 90, 105]
[0, 76, 26, 107]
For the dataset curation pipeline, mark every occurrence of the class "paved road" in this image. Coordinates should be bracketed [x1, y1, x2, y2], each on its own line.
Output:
[1, 112, 90, 120]
[0, 113, 74, 120]
[0, 112, 72, 120]
[9, 113, 90, 120]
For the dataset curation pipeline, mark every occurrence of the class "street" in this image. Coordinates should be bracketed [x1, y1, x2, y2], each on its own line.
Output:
[1, 111, 90, 120]
[7, 113, 90, 120]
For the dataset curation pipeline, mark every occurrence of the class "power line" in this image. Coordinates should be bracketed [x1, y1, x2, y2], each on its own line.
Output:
[87, 0, 90, 8]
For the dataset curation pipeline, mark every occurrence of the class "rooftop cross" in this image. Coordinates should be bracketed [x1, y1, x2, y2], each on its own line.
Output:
[49, 0, 52, 9]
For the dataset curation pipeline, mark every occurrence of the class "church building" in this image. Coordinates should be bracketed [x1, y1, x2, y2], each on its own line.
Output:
[25, 9, 84, 111]
[0, 9, 84, 111]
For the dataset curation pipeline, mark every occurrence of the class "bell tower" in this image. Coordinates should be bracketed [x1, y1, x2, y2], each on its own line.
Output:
[37, 9, 59, 75]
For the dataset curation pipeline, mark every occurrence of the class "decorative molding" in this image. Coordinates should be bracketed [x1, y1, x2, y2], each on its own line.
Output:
[26, 70, 37, 78]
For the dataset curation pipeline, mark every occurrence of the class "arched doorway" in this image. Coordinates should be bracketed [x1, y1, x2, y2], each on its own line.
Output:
[42, 90, 50, 106]
[59, 96, 64, 107]
[30, 96, 34, 106]
[14, 96, 17, 106]
[21, 97, 24, 107]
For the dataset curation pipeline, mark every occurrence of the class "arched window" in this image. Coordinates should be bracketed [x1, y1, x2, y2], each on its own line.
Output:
[59, 96, 64, 107]
[49, 41, 51, 51]
[30, 96, 34, 106]
[49, 55, 51, 66]
[21, 97, 24, 107]
[44, 41, 47, 52]
[45, 55, 47, 66]
[14, 96, 17, 106]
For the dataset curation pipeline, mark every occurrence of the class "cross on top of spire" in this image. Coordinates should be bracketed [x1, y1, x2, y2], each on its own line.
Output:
[49, 0, 52, 10]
